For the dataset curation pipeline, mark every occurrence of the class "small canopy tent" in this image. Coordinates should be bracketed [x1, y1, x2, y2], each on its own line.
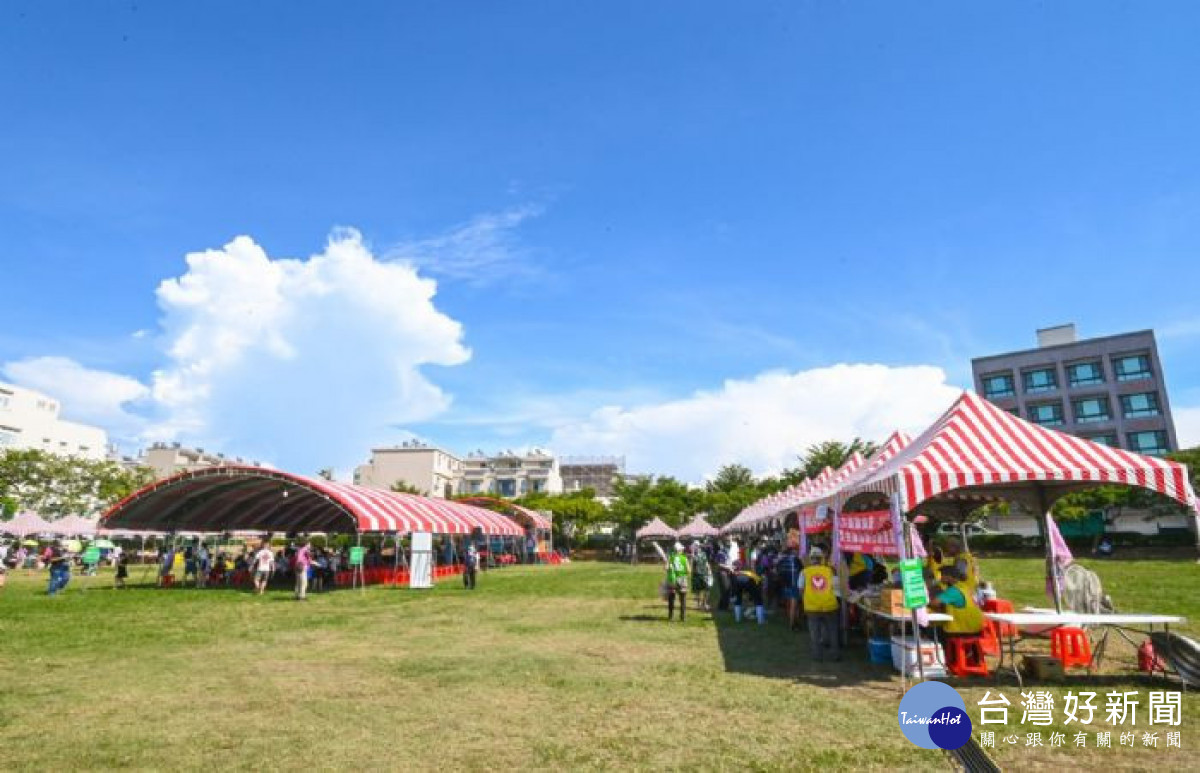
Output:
[678, 513, 719, 539]
[636, 517, 678, 541]
[840, 392, 1196, 517]
[101, 466, 526, 537]
[0, 511, 53, 538]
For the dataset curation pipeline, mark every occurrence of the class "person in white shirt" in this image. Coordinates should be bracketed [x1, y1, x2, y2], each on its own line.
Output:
[252, 543, 275, 595]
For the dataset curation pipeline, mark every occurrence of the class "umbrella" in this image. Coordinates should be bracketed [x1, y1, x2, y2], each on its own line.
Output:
[65, 539, 83, 553]
[90, 539, 116, 549]
[21, 539, 39, 546]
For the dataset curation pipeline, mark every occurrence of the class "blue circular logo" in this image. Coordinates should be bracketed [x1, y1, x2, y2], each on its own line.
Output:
[897, 681, 971, 749]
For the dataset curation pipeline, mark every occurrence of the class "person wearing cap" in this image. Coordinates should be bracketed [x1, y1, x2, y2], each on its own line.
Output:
[802, 547, 839, 661]
[665, 542, 691, 621]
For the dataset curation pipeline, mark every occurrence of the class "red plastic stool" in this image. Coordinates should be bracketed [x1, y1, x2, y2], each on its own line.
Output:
[160, 574, 175, 587]
[1050, 627, 1092, 668]
[980, 620, 1001, 656]
[982, 599, 1019, 639]
[944, 635, 990, 677]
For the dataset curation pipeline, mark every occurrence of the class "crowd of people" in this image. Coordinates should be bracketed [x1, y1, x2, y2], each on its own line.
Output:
[657, 532, 988, 665]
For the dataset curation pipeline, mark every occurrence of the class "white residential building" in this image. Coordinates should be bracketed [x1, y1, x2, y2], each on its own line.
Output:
[354, 443, 563, 498]
[458, 448, 561, 498]
[138, 442, 262, 480]
[0, 381, 108, 460]
[354, 442, 463, 498]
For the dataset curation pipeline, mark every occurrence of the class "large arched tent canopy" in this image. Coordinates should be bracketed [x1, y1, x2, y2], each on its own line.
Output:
[454, 496, 552, 531]
[839, 392, 1197, 517]
[101, 467, 525, 537]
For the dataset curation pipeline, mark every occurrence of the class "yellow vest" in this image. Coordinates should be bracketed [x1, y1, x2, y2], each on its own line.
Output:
[848, 553, 868, 576]
[803, 565, 838, 613]
[944, 581, 984, 634]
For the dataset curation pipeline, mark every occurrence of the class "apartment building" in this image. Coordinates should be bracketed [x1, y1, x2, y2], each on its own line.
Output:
[971, 325, 1178, 456]
[0, 381, 108, 460]
[353, 442, 462, 497]
[559, 456, 625, 498]
[139, 442, 262, 480]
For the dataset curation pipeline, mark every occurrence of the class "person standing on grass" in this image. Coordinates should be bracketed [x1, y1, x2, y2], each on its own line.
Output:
[465, 542, 480, 589]
[252, 541, 275, 595]
[196, 543, 210, 589]
[775, 543, 802, 630]
[115, 551, 129, 589]
[293, 539, 312, 600]
[802, 548, 839, 662]
[665, 542, 690, 621]
[159, 545, 176, 587]
[690, 543, 712, 612]
[47, 545, 70, 595]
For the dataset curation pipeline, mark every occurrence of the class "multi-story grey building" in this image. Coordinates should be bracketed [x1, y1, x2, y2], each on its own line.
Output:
[971, 325, 1178, 456]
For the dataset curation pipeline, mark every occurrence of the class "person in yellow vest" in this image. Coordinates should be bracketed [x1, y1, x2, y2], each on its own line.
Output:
[943, 537, 979, 591]
[846, 551, 872, 591]
[665, 542, 691, 622]
[932, 565, 984, 640]
[802, 548, 840, 661]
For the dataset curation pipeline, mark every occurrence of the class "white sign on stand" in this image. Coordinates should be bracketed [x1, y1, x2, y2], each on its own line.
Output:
[409, 531, 434, 589]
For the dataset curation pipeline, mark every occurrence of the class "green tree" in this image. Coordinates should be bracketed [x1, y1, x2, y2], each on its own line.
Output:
[516, 488, 605, 550]
[607, 475, 703, 536]
[789, 437, 879, 480]
[0, 449, 155, 518]
[389, 480, 425, 495]
[707, 464, 755, 493]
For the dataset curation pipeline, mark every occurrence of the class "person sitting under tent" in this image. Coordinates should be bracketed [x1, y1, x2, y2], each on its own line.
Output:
[730, 560, 765, 625]
[930, 565, 985, 641]
[802, 548, 839, 661]
[845, 551, 873, 591]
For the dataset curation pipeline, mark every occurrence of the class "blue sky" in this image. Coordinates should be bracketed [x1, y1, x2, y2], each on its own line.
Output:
[3, 2, 1200, 480]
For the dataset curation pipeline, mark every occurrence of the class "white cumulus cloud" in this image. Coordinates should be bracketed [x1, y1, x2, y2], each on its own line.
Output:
[4, 230, 471, 471]
[549, 364, 963, 482]
[1174, 405, 1200, 449]
[2, 356, 150, 437]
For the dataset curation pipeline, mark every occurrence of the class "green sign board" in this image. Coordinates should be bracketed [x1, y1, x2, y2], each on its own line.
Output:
[82, 546, 101, 565]
[899, 558, 928, 609]
[349, 547, 364, 567]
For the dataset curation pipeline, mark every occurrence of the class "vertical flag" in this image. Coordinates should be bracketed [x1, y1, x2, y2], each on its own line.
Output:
[1045, 513, 1073, 604]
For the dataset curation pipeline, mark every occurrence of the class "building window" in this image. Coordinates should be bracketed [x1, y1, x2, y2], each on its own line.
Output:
[0, 430, 16, 447]
[1085, 434, 1118, 447]
[1027, 402, 1064, 427]
[1066, 361, 1105, 388]
[1113, 354, 1152, 382]
[0, 395, 10, 410]
[1120, 392, 1161, 419]
[1072, 397, 1111, 424]
[982, 373, 1015, 399]
[1127, 430, 1170, 456]
[1022, 367, 1059, 394]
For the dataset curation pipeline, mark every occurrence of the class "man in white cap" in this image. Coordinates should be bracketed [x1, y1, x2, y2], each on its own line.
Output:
[665, 542, 690, 621]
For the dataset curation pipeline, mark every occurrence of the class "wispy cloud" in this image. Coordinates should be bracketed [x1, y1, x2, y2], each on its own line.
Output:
[388, 205, 545, 287]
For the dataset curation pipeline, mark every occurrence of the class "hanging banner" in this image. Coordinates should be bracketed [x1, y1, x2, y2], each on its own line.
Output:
[348, 546, 364, 567]
[836, 510, 898, 556]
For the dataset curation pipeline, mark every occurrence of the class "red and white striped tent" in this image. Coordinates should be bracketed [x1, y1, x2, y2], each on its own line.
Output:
[101, 466, 526, 537]
[723, 467, 836, 535]
[455, 496, 552, 531]
[840, 392, 1198, 516]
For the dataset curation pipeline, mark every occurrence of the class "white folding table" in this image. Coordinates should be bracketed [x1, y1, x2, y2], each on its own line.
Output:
[983, 610, 1187, 688]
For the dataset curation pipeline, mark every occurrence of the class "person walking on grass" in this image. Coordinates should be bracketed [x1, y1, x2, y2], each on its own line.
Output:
[802, 548, 839, 662]
[464, 542, 479, 590]
[666, 542, 690, 621]
[730, 561, 766, 624]
[252, 541, 275, 595]
[293, 539, 312, 600]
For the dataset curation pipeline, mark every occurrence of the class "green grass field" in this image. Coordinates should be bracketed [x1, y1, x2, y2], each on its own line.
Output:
[1, 557, 1196, 770]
